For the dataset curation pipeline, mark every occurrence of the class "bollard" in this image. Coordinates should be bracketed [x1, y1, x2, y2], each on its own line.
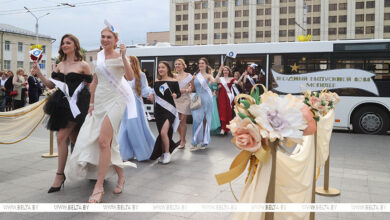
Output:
[42, 131, 58, 158]
[265, 141, 277, 220]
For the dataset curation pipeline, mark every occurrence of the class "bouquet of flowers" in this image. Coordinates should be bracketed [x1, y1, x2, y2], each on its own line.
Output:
[303, 89, 340, 121]
[43, 88, 57, 96]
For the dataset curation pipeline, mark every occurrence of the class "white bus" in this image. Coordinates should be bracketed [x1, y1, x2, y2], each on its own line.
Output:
[127, 39, 390, 134]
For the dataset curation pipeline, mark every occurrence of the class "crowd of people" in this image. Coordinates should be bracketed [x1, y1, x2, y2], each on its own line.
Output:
[2, 24, 267, 203]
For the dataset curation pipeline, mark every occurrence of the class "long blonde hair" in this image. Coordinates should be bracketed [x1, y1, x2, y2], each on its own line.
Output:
[129, 56, 142, 97]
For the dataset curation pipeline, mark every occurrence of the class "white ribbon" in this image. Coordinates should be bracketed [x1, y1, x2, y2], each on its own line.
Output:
[220, 77, 234, 105]
[49, 78, 84, 118]
[179, 74, 193, 89]
[232, 84, 240, 96]
[96, 50, 137, 119]
[196, 73, 213, 99]
[153, 91, 180, 132]
[247, 75, 255, 86]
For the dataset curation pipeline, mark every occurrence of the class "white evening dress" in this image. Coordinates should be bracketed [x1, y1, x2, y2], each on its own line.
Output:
[66, 57, 135, 180]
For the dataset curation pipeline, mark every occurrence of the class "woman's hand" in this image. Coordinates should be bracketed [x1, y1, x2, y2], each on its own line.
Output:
[119, 43, 126, 58]
[171, 93, 177, 99]
[88, 105, 94, 115]
[148, 93, 155, 102]
[218, 64, 224, 73]
[31, 61, 42, 77]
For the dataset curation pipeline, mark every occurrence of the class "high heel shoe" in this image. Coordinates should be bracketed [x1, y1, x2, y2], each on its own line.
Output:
[48, 172, 66, 193]
[88, 191, 104, 203]
[113, 179, 125, 194]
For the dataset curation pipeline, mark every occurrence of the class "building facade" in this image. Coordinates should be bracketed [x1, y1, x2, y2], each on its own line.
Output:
[171, 0, 390, 45]
[147, 31, 170, 44]
[0, 23, 54, 75]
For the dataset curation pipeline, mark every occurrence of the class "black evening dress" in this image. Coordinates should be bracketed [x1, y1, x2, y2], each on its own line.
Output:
[44, 72, 92, 131]
[150, 81, 181, 160]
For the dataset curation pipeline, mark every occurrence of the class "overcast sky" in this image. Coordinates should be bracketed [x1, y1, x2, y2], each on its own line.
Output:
[0, 0, 170, 57]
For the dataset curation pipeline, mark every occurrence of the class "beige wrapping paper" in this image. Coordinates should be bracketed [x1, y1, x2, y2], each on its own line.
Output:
[316, 109, 335, 168]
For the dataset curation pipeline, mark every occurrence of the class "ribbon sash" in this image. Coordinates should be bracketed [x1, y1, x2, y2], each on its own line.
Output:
[179, 74, 193, 89]
[96, 50, 137, 119]
[247, 75, 255, 86]
[220, 77, 234, 105]
[232, 84, 240, 96]
[49, 78, 84, 118]
[154, 91, 180, 132]
[196, 73, 213, 99]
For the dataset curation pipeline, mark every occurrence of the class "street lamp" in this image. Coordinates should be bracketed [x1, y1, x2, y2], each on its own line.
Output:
[24, 6, 50, 46]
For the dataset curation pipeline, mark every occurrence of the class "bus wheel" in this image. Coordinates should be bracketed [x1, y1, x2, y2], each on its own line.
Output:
[352, 106, 389, 134]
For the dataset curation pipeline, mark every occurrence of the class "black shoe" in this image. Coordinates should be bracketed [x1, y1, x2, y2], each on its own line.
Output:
[48, 172, 66, 193]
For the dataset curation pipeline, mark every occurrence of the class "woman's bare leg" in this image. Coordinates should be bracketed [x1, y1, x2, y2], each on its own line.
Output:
[160, 120, 171, 153]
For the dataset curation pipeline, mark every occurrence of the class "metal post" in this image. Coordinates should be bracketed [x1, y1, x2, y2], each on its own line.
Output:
[265, 141, 277, 220]
[265, 54, 269, 90]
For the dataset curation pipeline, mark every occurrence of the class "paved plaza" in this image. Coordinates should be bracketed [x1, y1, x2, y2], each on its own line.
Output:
[0, 122, 390, 220]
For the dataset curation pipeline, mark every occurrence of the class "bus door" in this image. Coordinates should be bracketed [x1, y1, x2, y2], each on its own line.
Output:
[140, 59, 156, 118]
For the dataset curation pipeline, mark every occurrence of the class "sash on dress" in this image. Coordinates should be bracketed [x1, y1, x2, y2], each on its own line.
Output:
[220, 77, 234, 105]
[49, 78, 84, 118]
[179, 74, 193, 89]
[96, 50, 137, 119]
[232, 83, 240, 96]
[196, 73, 213, 99]
[153, 90, 180, 132]
[247, 75, 255, 86]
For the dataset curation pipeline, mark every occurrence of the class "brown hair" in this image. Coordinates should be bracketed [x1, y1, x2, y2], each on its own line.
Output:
[101, 27, 119, 49]
[198, 57, 212, 74]
[16, 68, 24, 75]
[222, 66, 232, 77]
[157, 61, 174, 80]
[129, 56, 142, 97]
[58, 34, 83, 62]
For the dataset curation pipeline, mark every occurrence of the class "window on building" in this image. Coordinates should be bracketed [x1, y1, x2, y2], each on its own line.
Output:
[366, 26, 375, 34]
[183, 25, 188, 31]
[243, 32, 248, 38]
[214, 33, 221, 39]
[329, 16, 337, 23]
[307, 5, 312, 12]
[256, 31, 263, 37]
[176, 25, 181, 31]
[195, 24, 200, 30]
[339, 15, 347, 22]
[265, 0, 271, 4]
[288, 18, 295, 25]
[243, 10, 249, 16]
[288, 30, 295, 37]
[280, 7, 287, 14]
[265, 31, 271, 37]
[202, 23, 208, 29]
[195, 34, 200, 40]
[279, 30, 287, 37]
[355, 27, 364, 34]
[215, 22, 221, 29]
[339, 3, 347, 10]
[356, 14, 364, 22]
[265, 8, 271, 15]
[289, 0, 295, 2]
[202, 13, 208, 19]
[307, 29, 311, 35]
[235, 21, 241, 27]
[386, 0, 390, 7]
[222, 33, 228, 39]
[17, 61, 23, 68]
[257, 8, 264, 15]
[41, 60, 46, 69]
[201, 34, 207, 40]
[176, 4, 181, 11]
[329, 4, 337, 11]
[234, 32, 241, 38]
[313, 17, 320, 24]
[195, 14, 200, 19]
[202, 2, 208, 8]
[183, 14, 188, 20]
[243, 20, 249, 27]
[18, 42, 23, 52]
[328, 28, 337, 35]
[289, 6, 295, 13]
[183, 4, 188, 10]
[356, 2, 364, 9]
[176, 15, 181, 21]
[222, 11, 228, 17]
[195, 2, 201, 9]
[89, 56, 93, 62]
[215, 1, 221, 7]
[176, 35, 181, 41]
[222, 22, 228, 28]
[307, 17, 311, 24]
[256, 20, 263, 26]
[222, 0, 228, 7]
[235, 0, 242, 6]
[385, 13, 390, 20]
[4, 60, 11, 69]
[313, 5, 320, 12]
[313, 29, 320, 35]
[235, 10, 242, 17]
[4, 41, 10, 51]
[366, 1, 375, 8]
[338, 27, 346, 35]
[244, 0, 249, 5]
[182, 35, 188, 41]
[29, 62, 33, 70]
[265, 19, 271, 26]
[257, 0, 264, 4]
[280, 19, 287, 25]
[42, 45, 46, 54]
[280, 0, 287, 3]
[215, 12, 221, 18]
[366, 14, 375, 21]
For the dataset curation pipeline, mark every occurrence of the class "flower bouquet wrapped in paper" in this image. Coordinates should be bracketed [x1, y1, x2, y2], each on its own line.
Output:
[303, 89, 340, 121]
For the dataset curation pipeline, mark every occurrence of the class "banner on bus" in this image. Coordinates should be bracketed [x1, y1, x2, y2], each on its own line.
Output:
[271, 69, 379, 96]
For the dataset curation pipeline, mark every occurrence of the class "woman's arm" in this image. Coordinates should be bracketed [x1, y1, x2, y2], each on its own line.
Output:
[88, 74, 98, 115]
[120, 44, 134, 81]
[140, 73, 153, 98]
[31, 61, 55, 89]
[213, 65, 224, 83]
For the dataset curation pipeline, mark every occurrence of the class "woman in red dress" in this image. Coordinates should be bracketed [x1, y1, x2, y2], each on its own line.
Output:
[214, 65, 234, 135]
